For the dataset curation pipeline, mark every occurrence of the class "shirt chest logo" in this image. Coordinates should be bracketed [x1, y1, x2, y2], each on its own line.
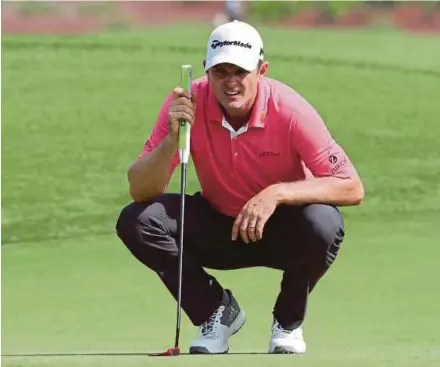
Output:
[258, 151, 280, 157]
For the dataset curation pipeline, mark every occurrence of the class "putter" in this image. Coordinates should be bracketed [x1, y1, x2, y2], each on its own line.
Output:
[149, 64, 192, 357]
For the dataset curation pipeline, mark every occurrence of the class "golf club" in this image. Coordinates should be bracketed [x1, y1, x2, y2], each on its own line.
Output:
[149, 64, 192, 357]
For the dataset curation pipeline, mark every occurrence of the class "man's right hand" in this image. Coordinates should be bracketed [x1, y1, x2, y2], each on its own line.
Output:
[168, 86, 195, 143]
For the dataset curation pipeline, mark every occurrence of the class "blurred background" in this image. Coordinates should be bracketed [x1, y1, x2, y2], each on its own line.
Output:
[2, 2, 440, 367]
[2, 1, 440, 34]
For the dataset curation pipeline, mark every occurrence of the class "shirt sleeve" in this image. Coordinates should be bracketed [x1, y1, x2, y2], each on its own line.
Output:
[139, 92, 180, 174]
[291, 106, 358, 179]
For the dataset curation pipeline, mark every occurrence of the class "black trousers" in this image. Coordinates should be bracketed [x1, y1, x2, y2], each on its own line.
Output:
[116, 192, 345, 329]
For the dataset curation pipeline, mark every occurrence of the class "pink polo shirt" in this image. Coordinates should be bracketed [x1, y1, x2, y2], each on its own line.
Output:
[140, 76, 358, 217]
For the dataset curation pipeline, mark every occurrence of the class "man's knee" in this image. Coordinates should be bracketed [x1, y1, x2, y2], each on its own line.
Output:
[116, 199, 171, 241]
[115, 198, 177, 270]
[301, 204, 345, 266]
[302, 204, 344, 243]
[116, 202, 137, 239]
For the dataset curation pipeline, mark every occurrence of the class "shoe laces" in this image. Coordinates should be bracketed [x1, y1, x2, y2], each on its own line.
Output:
[200, 305, 225, 339]
[272, 320, 303, 339]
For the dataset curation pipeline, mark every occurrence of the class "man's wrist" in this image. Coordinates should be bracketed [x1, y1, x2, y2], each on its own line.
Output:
[164, 134, 179, 152]
[268, 183, 288, 205]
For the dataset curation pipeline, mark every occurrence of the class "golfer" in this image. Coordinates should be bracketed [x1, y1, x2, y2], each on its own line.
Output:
[116, 20, 364, 354]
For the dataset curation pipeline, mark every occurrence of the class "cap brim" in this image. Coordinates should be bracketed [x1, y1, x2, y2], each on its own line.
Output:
[205, 52, 259, 72]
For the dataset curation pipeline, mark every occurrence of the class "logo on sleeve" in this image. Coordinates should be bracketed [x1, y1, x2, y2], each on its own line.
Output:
[329, 155, 338, 164]
[330, 155, 348, 174]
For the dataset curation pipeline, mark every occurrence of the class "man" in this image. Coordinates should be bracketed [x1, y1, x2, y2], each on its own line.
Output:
[225, 0, 243, 22]
[213, 0, 244, 27]
[116, 21, 364, 354]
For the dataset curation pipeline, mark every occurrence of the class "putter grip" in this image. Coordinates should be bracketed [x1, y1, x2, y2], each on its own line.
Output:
[179, 65, 192, 164]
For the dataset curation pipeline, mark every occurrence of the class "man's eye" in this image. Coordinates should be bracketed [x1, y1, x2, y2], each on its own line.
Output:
[215, 70, 226, 77]
[213, 68, 246, 77]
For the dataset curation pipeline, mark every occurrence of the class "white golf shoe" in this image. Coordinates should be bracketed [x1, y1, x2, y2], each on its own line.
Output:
[268, 319, 307, 354]
[189, 290, 246, 354]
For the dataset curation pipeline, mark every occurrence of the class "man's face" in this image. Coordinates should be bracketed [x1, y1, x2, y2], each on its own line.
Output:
[205, 62, 268, 115]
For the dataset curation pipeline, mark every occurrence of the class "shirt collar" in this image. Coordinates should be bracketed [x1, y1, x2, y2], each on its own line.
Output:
[207, 77, 270, 128]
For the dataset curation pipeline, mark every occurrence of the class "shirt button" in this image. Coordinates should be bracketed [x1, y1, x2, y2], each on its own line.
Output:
[234, 152, 238, 157]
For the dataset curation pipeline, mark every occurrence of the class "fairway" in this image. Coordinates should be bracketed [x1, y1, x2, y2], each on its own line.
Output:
[2, 24, 440, 367]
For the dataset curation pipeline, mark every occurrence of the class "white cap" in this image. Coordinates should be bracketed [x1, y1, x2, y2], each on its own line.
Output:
[205, 20, 264, 72]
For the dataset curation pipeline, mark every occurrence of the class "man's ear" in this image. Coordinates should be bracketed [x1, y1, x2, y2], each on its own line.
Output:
[259, 61, 269, 76]
[203, 60, 212, 81]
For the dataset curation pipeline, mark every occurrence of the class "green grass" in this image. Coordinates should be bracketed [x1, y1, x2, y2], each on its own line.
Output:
[2, 24, 440, 367]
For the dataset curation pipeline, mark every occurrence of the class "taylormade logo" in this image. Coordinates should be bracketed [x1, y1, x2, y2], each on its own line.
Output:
[211, 40, 252, 50]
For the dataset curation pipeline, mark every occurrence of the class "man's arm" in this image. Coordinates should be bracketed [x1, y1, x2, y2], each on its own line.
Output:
[128, 86, 196, 202]
[286, 103, 364, 206]
[128, 136, 178, 202]
[270, 176, 364, 207]
[127, 93, 180, 202]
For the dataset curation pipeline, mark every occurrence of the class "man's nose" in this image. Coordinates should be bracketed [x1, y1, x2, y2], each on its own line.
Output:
[224, 75, 239, 86]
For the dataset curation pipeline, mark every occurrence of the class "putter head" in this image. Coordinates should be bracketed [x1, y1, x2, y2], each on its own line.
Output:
[149, 347, 181, 357]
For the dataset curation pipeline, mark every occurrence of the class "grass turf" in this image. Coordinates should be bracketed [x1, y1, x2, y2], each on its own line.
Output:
[2, 24, 440, 366]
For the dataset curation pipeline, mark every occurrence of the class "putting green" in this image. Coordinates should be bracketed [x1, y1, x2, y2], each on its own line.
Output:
[2, 24, 440, 366]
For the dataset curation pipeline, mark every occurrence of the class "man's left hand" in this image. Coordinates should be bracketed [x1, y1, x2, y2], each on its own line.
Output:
[231, 186, 280, 244]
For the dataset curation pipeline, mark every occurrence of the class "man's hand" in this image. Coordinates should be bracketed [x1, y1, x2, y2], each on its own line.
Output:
[167, 86, 196, 143]
[231, 186, 280, 244]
